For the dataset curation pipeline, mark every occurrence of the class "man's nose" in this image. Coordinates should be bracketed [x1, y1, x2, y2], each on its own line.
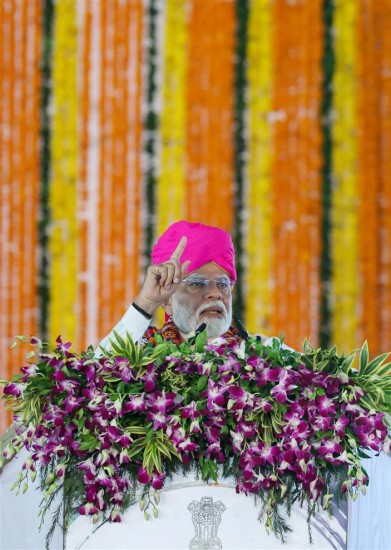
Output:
[203, 281, 222, 299]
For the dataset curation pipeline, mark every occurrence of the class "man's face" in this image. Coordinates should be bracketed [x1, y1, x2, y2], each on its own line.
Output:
[169, 262, 233, 338]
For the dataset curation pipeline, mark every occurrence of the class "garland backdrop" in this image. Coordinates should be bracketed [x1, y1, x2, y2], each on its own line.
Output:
[1, 0, 391, 431]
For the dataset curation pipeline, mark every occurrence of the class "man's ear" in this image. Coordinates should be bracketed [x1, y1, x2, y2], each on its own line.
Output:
[162, 297, 173, 317]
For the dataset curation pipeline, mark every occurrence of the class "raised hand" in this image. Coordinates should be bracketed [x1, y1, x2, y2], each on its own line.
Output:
[133, 236, 191, 315]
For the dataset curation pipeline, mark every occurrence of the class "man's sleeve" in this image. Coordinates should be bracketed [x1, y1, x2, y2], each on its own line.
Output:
[95, 305, 151, 356]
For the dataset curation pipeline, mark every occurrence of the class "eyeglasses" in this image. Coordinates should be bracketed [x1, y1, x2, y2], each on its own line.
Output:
[181, 276, 233, 294]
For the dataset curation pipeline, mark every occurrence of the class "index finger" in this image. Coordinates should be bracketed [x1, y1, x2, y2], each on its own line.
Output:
[170, 236, 187, 260]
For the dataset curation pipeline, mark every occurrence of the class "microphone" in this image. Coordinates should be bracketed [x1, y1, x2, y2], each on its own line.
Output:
[233, 314, 249, 341]
[188, 323, 207, 345]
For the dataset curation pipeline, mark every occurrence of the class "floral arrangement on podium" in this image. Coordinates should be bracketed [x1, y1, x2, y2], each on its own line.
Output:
[1, 332, 391, 548]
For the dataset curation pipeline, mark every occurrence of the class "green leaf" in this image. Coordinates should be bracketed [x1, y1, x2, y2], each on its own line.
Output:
[112, 330, 127, 350]
[207, 460, 218, 482]
[368, 361, 391, 378]
[197, 375, 208, 392]
[101, 375, 122, 383]
[315, 360, 330, 372]
[154, 333, 163, 344]
[125, 425, 147, 435]
[128, 443, 147, 459]
[201, 461, 209, 480]
[151, 343, 169, 356]
[88, 440, 98, 451]
[79, 437, 98, 451]
[303, 338, 312, 353]
[359, 341, 369, 375]
[195, 331, 207, 353]
[300, 355, 313, 369]
[364, 352, 390, 373]
[154, 440, 173, 460]
[62, 366, 71, 377]
[39, 389, 53, 396]
[108, 339, 126, 356]
[341, 352, 357, 373]
[356, 449, 372, 460]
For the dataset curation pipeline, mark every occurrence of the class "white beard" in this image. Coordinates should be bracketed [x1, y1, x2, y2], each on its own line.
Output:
[172, 297, 232, 339]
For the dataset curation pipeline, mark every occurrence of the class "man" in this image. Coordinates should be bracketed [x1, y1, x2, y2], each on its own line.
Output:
[100, 220, 266, 349]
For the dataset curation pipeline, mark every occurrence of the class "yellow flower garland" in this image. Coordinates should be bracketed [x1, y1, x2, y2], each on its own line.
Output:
[157, 0, 188, 236]
[245, 0, 273, 335]
[49, 0, 78, 343]
[331, 0, 359, 352]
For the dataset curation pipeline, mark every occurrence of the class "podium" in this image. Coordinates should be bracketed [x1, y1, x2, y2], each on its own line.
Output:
[1, 447, 347, 550]
[67, 471, 347, 550]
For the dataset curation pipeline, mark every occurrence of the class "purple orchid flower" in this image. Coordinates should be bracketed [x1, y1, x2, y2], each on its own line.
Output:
[151, 470, 166, 490]
[236, 421, 256, 440]
[178, 436, 199, 453]
[106, 425, 133, 447]
[317, 439, 344, 456]
[20, 364, 37, 381]
[43, 404, 65, 428]
[63, 394, 85, 415]
[79, 502, 100, 516]
[3, 382, 26, 398]
[79, 458, 97, 480]
[122, 394, 146, 414]
[317, 395, 337, 416]
[332, 414, 350, 437]
[180, 401, 199, 420]
[203, 425, 221, 444]
[146, 390, 177, 413]
[255, 443, 280, 466]
[205, 441, 225, 463]
[201, 379, 226, 412]
[112, 357, 135, 383]
[141, 365, 158, 392]
[188, 418, 201, 433]
[217, 356, 242, 374]
[55, 335, 72, 354]
[254, 365, 282, 387]
[138, 467, 150, 485]
[227, 385, 252, 409]
[230, 430, 244, 453]
[55, 463, 67, 478]
[53, 374, 80, 395]
[146, 411, 169, 430]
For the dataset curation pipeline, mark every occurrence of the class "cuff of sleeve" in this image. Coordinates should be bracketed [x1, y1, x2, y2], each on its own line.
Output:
[131, 301, 152, 320]
[121, 304, 151, 336]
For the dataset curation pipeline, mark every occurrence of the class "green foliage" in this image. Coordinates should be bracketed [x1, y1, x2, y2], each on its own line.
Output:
[303, 340, 391, 415]
[2, 332, 390, 546]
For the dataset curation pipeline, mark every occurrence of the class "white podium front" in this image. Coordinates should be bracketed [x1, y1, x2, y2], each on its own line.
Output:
[0, 448, 63, 550]
[66, 470, 347, 550]
[1, 452, 347, 550]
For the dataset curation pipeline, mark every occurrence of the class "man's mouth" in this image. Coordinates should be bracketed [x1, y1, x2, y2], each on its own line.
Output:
[200, 306, 224, 317]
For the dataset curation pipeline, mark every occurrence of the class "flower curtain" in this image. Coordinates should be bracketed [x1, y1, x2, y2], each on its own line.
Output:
[1, 0, 391, 431]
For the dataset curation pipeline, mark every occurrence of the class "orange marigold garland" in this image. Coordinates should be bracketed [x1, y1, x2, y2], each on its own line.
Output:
[185, 0, 235, 231]
[357, 1, 381, 353]
[271, 0, 323, 349]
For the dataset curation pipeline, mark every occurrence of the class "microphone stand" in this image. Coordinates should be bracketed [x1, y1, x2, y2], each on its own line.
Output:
[188, 323, 207, 345]
[233, 314, 249, 341]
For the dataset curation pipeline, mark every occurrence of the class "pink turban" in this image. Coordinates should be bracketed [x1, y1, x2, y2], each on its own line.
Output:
[151, 221, 237, 282]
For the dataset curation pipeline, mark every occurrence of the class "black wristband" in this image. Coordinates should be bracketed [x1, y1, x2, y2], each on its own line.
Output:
[132, 301, 153, 320]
